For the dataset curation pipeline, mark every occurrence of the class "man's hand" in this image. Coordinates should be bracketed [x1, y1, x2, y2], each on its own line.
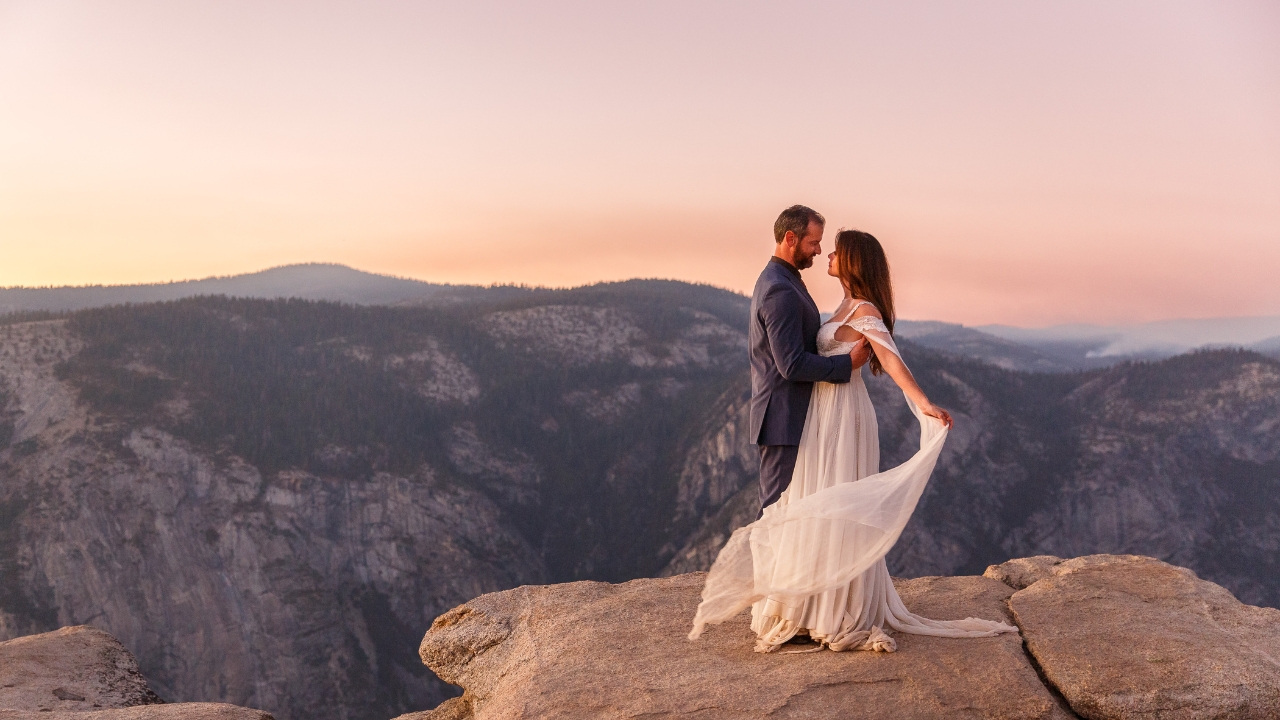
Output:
[848, 340, 873, 370]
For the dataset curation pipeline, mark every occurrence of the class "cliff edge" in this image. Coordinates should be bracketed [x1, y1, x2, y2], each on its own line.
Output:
[0, 626, 273, 720]
[408, 555, 1280, 720]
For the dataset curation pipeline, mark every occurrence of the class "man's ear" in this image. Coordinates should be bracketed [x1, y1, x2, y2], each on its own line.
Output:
[783, 231, 798, 248]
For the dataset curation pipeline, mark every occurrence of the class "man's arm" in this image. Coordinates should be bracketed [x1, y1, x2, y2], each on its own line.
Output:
[760, 284, 855, 383]
[849, 338, 873, 371]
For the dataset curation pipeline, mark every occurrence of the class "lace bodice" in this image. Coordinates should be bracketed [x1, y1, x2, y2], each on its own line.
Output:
[816, 300, 902, 362]
[817, 322, 862, 357]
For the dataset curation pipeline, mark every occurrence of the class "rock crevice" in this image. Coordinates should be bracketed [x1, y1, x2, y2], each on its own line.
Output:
[989, 554, 1280, 720]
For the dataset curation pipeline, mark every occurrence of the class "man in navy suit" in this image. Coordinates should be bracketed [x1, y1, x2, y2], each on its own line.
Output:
[749, 205, 871, 513]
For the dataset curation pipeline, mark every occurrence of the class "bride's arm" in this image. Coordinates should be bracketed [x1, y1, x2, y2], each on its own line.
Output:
[835, 307, 953, 428]
[872, 340, 953, 428]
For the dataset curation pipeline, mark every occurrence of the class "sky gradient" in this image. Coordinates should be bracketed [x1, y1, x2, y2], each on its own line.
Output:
[2, 1, 1277, 325]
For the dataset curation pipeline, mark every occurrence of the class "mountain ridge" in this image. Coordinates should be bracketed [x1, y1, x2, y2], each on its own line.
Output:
[8, 263, 1274, 368]
[0, 264, 451, 313]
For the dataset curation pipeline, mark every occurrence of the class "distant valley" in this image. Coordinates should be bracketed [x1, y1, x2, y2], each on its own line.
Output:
[898, 317, 1280, 371]
[1, 270, 1278, 720]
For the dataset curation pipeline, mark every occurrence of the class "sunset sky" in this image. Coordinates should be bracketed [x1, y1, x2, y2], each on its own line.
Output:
[1, 1, 1277, 325]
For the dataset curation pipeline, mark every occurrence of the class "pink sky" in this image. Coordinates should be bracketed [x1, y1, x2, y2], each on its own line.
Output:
[1, 1, 1277, 325]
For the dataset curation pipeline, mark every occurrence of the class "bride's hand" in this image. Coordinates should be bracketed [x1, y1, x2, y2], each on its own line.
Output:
[919, 402, 953, 428]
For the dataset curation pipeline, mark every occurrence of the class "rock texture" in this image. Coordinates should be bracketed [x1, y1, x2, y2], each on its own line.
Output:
[418, 573, 1072, 719]
[0, 626, 160, 711]
[661, 389, 759, 572]
[1005, 554, 1280, 720]
[0, 625, 271, 720]
[0, 703, 272, 720]
[0, 321, 545, 720]
[417, 555, 1280, 719]
[983, 555, 1065, 590]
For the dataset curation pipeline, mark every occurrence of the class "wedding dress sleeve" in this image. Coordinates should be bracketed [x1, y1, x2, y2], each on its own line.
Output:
[843, 315, 902, 363]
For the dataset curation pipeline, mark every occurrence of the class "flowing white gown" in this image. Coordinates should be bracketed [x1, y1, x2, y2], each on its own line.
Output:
[689, 301, 1017, 652]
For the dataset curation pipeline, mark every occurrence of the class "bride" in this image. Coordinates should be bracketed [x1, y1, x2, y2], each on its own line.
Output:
[690, 229, 1017, 653]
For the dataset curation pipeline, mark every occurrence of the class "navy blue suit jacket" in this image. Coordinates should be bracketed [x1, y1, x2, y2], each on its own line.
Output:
[749, 258, 854, 446]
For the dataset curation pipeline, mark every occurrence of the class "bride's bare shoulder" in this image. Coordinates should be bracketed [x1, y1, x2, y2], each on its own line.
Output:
[852, 300, 882, 319]
[834, 302, 884, 341]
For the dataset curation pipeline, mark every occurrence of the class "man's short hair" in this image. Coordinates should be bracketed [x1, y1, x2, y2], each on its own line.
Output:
[774, 205, 825, 244]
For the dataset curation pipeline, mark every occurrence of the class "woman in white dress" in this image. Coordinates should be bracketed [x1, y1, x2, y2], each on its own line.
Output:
[690, 229, 1017, 653]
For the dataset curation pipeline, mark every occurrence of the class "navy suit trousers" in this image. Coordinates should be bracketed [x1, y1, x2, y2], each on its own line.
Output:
[758, 444, 801, 517]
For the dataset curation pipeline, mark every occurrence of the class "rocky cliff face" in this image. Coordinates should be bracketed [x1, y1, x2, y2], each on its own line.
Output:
[0, 284, 754, 720]
[413, 555, 1280, 720]
[0, 321, 544, 719]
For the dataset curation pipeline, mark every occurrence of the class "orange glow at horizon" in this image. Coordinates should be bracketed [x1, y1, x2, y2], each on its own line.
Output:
[1, 1, 1277, 326]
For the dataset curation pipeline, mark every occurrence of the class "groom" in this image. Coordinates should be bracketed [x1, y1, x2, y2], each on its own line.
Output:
[750, 205, 871, 514]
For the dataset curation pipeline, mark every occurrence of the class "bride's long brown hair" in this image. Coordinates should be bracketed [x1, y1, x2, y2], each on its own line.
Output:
[834, 229, 896, 375]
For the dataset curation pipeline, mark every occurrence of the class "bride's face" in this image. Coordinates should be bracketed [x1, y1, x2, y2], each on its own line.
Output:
[826, 251, 840, 278]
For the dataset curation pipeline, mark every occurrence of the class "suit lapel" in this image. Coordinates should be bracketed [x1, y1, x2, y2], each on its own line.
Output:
[765, 260, 819, 319]
[782, 266, 819, 316]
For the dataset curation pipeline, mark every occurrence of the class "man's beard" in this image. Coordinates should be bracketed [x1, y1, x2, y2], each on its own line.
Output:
[795, 253, 815, 270]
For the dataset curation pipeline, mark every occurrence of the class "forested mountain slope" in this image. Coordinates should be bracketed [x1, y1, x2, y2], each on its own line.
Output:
[0, 282, 754, 720]
[1, 281, 1277, 720]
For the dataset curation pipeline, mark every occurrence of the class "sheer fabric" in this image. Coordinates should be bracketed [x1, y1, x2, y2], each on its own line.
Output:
[689, 301, 1017, 651]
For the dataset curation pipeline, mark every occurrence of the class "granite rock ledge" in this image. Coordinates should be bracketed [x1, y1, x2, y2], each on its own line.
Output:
[0, 626, 274, 720]
[407, 555, 1280, 720]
